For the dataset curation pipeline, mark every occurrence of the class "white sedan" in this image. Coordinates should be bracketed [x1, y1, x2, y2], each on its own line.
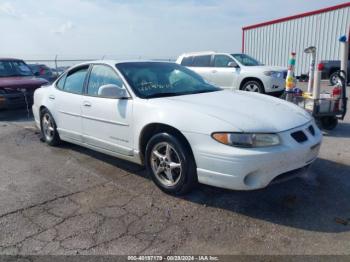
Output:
[32, 61, 322, 195]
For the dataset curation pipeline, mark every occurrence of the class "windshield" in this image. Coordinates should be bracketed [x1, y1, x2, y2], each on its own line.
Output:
[231, 54, 263, 66]
[116, 62, 221, 98]
[0, 60, 33, 77]
[29, 65, 52, 76]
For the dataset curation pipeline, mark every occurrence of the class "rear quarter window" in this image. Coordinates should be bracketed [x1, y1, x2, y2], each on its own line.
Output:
[64, 67, 88, 94]
[192, 55, 211, 67]
[56, 74, 66, 90]
[181, 56, 194, 66]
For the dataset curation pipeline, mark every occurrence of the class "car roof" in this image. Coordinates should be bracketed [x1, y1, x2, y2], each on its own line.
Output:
[179, 51, 216, 57]
[176, 51, 236, 63]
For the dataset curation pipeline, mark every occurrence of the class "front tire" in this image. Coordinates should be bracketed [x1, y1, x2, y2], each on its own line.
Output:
[241, 80, 264, 93]
[145, 133, 197, 195]
[319, 116, 338, 131]
[40, 108, 61, 146]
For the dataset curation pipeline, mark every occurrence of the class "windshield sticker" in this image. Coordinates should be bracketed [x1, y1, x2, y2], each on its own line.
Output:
[138, 82, 172, 92]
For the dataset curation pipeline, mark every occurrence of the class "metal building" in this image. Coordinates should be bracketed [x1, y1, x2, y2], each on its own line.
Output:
[242, 2, 350, 76]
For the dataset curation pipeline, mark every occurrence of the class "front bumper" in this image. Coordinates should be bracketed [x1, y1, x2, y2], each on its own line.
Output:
[263, 77, 285, 93]
[32, 103, 41, 129]
[0, 91, 34, 110]
[184, 121, 322, 191]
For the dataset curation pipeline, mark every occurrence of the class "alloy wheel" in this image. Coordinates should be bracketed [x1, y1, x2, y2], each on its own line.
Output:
[244, 83, 260, 92]
[42, 113, 55, 142]
[150, 142, 182, 187]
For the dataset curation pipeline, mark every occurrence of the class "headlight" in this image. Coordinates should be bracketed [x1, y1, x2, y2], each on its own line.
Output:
[212, 132, 280, 148]
[263, 71, 284, 78]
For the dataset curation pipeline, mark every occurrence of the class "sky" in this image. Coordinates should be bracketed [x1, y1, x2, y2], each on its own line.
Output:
[0, 0, 347, 61]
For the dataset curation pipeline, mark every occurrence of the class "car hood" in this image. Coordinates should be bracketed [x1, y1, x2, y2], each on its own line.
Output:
[0, 76, 48, 90]
[163, 90, 311, 133]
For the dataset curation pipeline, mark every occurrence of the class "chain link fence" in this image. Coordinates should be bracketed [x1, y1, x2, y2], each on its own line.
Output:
[23, 55, 176, 79]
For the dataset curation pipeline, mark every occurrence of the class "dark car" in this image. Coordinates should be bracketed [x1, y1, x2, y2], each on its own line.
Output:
[28, 64, 57, 83]
[320, 59, 350, 85]
[50, 66, 69, 78]
[0, 58, 48, 110]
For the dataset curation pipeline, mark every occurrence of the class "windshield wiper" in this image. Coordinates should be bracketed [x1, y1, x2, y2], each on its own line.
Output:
[146, 92, 184, 98]
[191, 90, 218, 94]
[146, 89, 219, 98]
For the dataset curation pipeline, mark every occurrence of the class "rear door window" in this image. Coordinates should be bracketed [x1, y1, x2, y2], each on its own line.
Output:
[192, 55, 211, 67]
[56, 74, 66, 90]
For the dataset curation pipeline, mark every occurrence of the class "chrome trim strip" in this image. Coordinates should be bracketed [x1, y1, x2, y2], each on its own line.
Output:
[58, 111, 129, 126]
[81, 115, 129, 126]
[58, 110, 80, 117]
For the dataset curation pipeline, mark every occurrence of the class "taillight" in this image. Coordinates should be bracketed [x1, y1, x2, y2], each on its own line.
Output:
[332, 85, 342, 112]
[332, 86, 341, 98]
[318, 63, 324, 71]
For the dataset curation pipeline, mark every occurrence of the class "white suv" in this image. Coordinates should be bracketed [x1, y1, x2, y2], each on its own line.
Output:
[176, 51, 287, 95]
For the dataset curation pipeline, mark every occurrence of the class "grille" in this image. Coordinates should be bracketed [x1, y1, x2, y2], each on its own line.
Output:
[291, 131, 308, 143]
[308, 125, 315, 136]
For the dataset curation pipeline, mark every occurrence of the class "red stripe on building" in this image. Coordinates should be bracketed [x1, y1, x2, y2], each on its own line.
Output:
[242, 2, 350, 31]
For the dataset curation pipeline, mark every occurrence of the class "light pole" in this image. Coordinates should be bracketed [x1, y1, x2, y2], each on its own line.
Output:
[304, 46, 316, 94]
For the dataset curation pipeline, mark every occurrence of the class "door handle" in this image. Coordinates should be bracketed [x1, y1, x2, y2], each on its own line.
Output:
[48, 95, 55, 100]
[83, 101, 92, 107]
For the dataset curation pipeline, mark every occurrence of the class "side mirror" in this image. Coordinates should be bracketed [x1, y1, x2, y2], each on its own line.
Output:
[228, 61, 239, 68]
[98, 84, 130, 99]
[34, 72, 40, 77]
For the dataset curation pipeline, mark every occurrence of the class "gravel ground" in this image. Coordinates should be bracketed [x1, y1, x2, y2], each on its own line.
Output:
[0, 83, 349, 256]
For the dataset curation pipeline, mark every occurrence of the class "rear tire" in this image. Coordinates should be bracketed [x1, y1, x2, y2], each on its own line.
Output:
[319, 116, 338, 131]
[241, 80, 264, 93]
[40, 108, 61, 146]
[145, 133, 197, 195]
